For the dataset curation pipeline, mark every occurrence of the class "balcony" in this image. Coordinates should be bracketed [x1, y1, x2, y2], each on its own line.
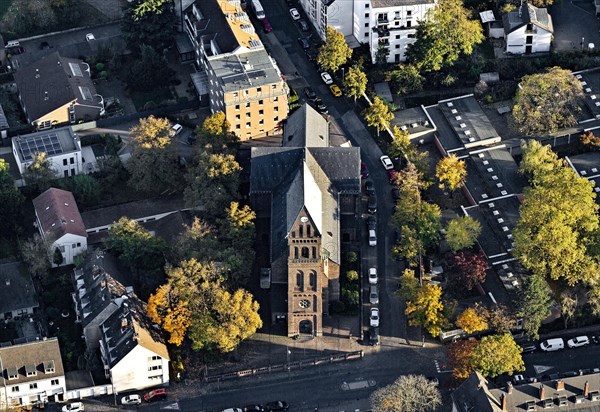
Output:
[374, 27, 390, 38]
[377, 17, 388, 25]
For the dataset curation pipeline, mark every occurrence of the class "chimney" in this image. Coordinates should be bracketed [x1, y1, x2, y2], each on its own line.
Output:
[35, 68, 40, 79]
[507, 382, 513, 394]
[501, 393, 508, 411]
[539, 384, 545, 400]
[556, 380, 565, 391]
[585, 381, 590, 397]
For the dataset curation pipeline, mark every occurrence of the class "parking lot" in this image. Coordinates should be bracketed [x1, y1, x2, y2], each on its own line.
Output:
[550, 0, 600, 51]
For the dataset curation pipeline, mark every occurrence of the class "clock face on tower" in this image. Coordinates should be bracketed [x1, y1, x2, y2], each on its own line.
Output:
[299, 299, 311, 308]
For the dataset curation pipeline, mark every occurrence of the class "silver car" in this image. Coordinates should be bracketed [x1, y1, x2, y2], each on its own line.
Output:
[369, 285, 379, 304]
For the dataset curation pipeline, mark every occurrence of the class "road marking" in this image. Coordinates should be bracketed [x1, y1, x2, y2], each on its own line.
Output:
[533, 365, 554, 375]
[434, 360, 453, 374]
[161, 402, 180, 410]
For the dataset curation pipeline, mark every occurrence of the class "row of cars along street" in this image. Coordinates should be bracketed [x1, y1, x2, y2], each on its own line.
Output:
[61, 388, 168, 411]
[224, 401, 289, 412]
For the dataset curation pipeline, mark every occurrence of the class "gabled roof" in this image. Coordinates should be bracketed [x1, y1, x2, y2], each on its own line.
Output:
[284, 104, 329, 148]
[0, 338, 65, 386]
[503, 3, 553, 34]
[14, 52, 101, 123]
[0, 103, 9, 130]
[0, 262, 39, 315]
[451, 372, 503, 412]
[33, 188, 87, 239]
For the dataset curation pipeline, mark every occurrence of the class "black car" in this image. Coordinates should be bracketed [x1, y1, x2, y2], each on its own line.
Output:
[365, 180, 375, 196]
[304, 87, 317, 101]
[367, 194, 377, 214]
[244, 406, 265, 412]
[298, 37, 310, 49]
[369, 326, 380, 346]
[520, 343, 537, 354]
[367, 215, 376, 230]
[299, 20, 309, 31]
[265, 401, 289, 411]
[313, 98, 328, 114]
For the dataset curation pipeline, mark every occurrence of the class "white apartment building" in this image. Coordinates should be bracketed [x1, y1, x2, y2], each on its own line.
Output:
[299, 0, 436, 63]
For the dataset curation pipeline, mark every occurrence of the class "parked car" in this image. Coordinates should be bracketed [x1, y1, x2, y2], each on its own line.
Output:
[368, 229, 377, 246]
[265, 401, 289, 411]
[368, 267, 377, 285]
[540, 338, 564, 352]
[361, 162, 369, 178]
[244, 406, 265, 412]
[567, 336, 590, 348]
[367, 194, 377, 214]
[313, 97, 328, 114]
[330, 84, 342, 97]
[369, 285, 379, 304]
[304, 87, 317, 101]
[170, 123, 183, 136]
[365, 180, 375, 196]
[369, 326, 380, 346]
[520, 343, 537, 354]
[289, 8, 301, 20]
[187, 132, 197, 145]
[298, 37, 310, 49]
[261, 18, 273, 32]
[367, 215, 376, 230]
[121, 395, 142, 405]
[223, 409, 243, 412]
[62, 403, 84, 412]
[380, 155, 394, 170]
[320, 72, 333, 84]
[143, 388, 167, 402]
[513, 375, 537, 385]
[370, 308, 380, 327]
[85, 33, 96, 42]
[305, 48, 318, 61]
[427, 377, 440, 386]
[299, 19, 309, 31]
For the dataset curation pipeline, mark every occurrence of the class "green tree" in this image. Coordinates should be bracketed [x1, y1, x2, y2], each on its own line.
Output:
[513, 67, 583, 135]
[317, 26, 352, 72]
[184, 152, 242, 218]
[517, 274, 552, 340]
[390, 65, 423, 95]
[52, 247, 64, 266]
[122, 0, 175, 53]
[59, 174, 101, 206]
[406, 0, 484, 72]
[398, 269, 420, 301]
[375, 43, 389, 66]
[436, 154, 467, 191]
[127, 116, 180, 194]
[370, 375, 441, 412]
[518, 140, 564, 184]
[456, 307, 488, 334]
[24, 153, 55, 193]
[0, 159, 24, 236]
[560, 290, 578, 329]
[346, 270, 359, 282]
[20, 234, 52, 282]
[363, 96, 393, 136]
[106, 217, 166, 273]
[342, 66, 367, 102]
[405, 283, 447, 336]
[389, 126, 413, 159]
[217, 202, 256, 287]
[170, 216, 217, 263]
[197, 112, 237, 150]
[470, 334, 525, 378]
[126, 44, 174, 92]
[446, 216, 481, 252]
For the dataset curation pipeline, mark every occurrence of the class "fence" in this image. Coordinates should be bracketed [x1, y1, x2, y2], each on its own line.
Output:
[199, 350, 364, 383]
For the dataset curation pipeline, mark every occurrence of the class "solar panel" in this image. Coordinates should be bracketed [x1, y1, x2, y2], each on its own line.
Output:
[18, 132, 64, 161]
[79, 86, 93, 101]
[69, 62, 83, 77]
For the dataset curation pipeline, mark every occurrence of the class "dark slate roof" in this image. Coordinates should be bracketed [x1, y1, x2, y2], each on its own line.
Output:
[250, 104, 360, 266]
[99, 294, 169, 368]
[0, 262, 39, 315]
[0, 104, 9, 130]
[33, 188, 87, 239]
[503, 3, 553, 34]
[188, 0, 240, 54]
[0, 338, 65, 386]
[72, 251, 128, 328]
[451, 372, 504, 412]
[65, 370, 94, 391]
[284, 104, 329, 148]
[14, 52, 100, 123]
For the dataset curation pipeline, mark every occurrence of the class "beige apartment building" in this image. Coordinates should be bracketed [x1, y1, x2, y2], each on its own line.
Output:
[185, 0, 289, 140]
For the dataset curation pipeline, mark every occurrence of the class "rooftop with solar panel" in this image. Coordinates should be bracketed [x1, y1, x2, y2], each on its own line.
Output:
[210, 48, 282, 92]
[12, 126, 80, 164]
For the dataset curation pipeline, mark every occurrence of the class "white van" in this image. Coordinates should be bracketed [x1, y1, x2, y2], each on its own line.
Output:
[5, 40, 19, 49]
[251, 0, 266, 19]
[540, 338, 564, 352]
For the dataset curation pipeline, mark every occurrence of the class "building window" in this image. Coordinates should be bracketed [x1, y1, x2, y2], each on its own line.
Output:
[148, 365, 162, 371]
[272, 84, 277, 89]
[301, 247, 309, 258]
[365, 23, 369, 28]
[235, 105, 240, 111]
[259, 99, 264, 105]
[364, 32, 368, 38]
[70, 158, 74, 164]
[395, 11, 400, 18]
[407, 33, 415, 38]
[246, 122, 251, 128]
[236, 124, 241, 130]
[365, 13, 369, 17]
[407, 20, 411, 27]
[51, 379, 59, 386]
[244, 90, 249, 96]
[233, 92, 238, 98]
[72, 244, 77, 249]
[407, 10, 412, 16]
[306, 225, 311, 237]
[11, 386, 18, 393]
[257, 87, 262, 93]
[396, 35, 400, 39]
[259, 119, 264, 125]
[274, 116, 279, 122]
[395, 44, 400, 49]
[274, 96, 278, 102]
[64, 170, 68, 178]
[63, 159, 67, 166]
[259, 109, 264, 115]
[246, 112, 251, 118]
[29, 383, 38, 389]
[149, 355, 161, 361]
[299, 225, 303, 237]
[77, 243, 81, 247]
[245, 102, 251, 108]
[235, 114, 240, 120]
[274, 106, 279, 113]
[365, 3, 369, 8]
[296, 271, 304, 288]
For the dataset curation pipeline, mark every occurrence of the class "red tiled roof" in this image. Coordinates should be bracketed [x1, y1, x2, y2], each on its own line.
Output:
[32, 188, 87, 239]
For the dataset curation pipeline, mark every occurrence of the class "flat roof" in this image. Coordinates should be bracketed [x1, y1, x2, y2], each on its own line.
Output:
[209, 49, 281, 93]
[13, 126, 78, 163]
[391, 106, 435, 136]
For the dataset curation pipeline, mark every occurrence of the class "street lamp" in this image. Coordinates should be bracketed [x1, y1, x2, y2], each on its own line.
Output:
[582, 37, 585, 51]
[286, 346, 291, 376]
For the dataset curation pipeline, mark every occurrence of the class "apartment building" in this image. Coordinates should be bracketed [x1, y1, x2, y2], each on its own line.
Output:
[299, 0, 436, 63]
[184, 0, 289, 139]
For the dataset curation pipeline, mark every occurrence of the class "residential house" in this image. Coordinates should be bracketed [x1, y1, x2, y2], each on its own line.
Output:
[184, 0, 289, 140]
[0, 262, 39, 321]
[503, 3, 553, 55]
[250, 104, 361, 336]
[298, 0, 436, 64]
[452, 371, 600, 411]
[0, 338, 66, 409]
[32, 187, 87, 266]
[12, 126, 83, 182]
[14, 52, 104, 130]
[72, 252, 170, 393]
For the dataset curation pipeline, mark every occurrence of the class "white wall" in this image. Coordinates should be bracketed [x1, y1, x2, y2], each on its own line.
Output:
[52, 233, 88, 266]
[327, 1, 354, 37]
[505, 25, 552, 54]
[2, 376, 66, 407]
[12, 142, 84, 180]
[110, 346, 170, 393]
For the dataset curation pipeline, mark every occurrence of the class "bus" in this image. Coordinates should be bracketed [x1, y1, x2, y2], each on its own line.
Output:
[250, 0, 266, 20]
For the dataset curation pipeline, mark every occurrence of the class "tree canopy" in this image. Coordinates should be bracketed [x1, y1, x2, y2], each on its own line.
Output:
[513, 67, 583, 135]
[197, 112, 237, 150]
[370, 375, 441, 412]
[317, 26, 352, 72]
[122, 0, 175, 53]
[390, 65, 424, 96]
[405, 283, 447, 336]
[470, 334, 525, 378]
[25, 152, 55, 193]
[447, 339, 478, 379]
[454, 250, 488, 290]
[406, 0, 484, 72]
[436, 154, 467, 191]
[446, 216, 481, 252]
[517, 274, 552, 340]
[0, 159, 24, 237]
[363, 96, 393, 136]
[456, 307, 488, 334]
[342, 66, 367, 102]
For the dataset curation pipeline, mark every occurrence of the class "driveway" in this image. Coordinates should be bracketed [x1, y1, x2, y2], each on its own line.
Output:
[550, 0, 600, 51]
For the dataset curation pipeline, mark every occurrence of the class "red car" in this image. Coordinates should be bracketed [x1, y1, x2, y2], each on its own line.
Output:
[143, 388, 167, 402]
[261, 18, 272, 33]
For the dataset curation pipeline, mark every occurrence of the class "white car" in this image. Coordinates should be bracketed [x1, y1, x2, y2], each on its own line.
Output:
[567, 336, 590, 348]
[370, 308, 380, 327]
[368, 229, 377, 246]
[170, 123, 183, 136]
[368, 267, 377, 285]
[222, 409, 243, 412]
[289, 8, 301, 20]
[321, 72, 333, 85]
[121, 395, 142, 405]
[380, 155, 394, 170]
[62, 403, 84, 412]
[85, 33, 95, 42]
